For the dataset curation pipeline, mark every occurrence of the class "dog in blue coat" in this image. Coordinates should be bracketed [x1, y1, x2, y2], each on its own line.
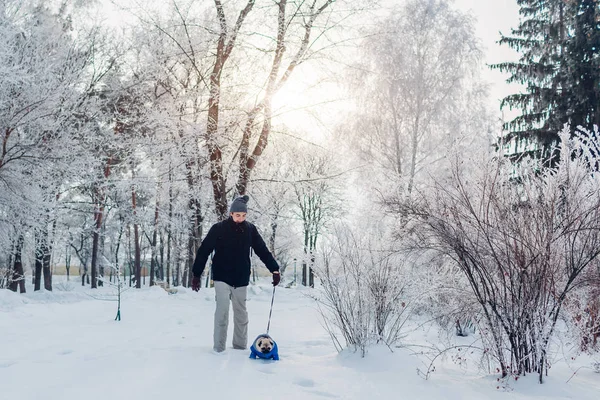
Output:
[249, 334, 279, 361]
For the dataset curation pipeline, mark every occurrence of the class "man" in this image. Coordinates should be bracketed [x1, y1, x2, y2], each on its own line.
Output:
[191, 195, 280, 353]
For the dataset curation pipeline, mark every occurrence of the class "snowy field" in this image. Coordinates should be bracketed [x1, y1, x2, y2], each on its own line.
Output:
[1, 277, 599, 400]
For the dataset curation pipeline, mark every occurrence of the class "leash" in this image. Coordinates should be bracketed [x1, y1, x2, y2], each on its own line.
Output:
[266, 286, 276, 335]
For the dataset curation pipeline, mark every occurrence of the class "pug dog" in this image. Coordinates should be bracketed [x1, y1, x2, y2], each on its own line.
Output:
[249, 334, 279, 360]
[256, 336, 274, 353]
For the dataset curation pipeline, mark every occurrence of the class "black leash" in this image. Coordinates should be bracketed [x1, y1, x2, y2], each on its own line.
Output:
[266, 286, 276, 335]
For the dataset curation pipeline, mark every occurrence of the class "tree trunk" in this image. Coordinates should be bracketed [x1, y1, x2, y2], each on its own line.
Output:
[9, 235, 25, 293]
[235, 0, 286, 196]
[132, 185, 142, 289]
[166, 167, 173, 285]
[90, 205, 102, 289]
[302, 261, 307, 287]
[127, 224, 133, 287]
[91, 158, 111, 289]
[235, 0, 334, 196]
[0, 127, 14, 169]
[166, 220, 171, 286]
[175, 232, 182, 286]
[407, 113, 420, 199]
[183, 238, 191, 288]
[34, 228, 49, 291]
[34, 258, 42, 291]
[184, 166, 196, 288]
[4, 250, 14, 289]
[269, 219, 277, 253]
[149, 185, 160, 287]
[182, 153, 204, 287]
[65, 243, 70, 281]
[72, 234, 89, 286]
[206, 22, 231, 219]
[207, 0, 256, 219]
[40, 207, 58, 291]
[158, 230, 165, 281]
[42, 238, 52, 291]
[97, 223, 107, 287]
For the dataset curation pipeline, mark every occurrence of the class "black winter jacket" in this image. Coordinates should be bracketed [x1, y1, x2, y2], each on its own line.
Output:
[192, 217, 279, 287]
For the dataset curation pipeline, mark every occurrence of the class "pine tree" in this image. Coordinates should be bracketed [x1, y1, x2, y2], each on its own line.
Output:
[492, 0, 599, 163]
[564, 0, 600, 129]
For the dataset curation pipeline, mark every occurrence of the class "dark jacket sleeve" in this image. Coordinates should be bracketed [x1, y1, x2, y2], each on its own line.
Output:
[192, 223, 219, 278]
[250, 224, 280, 273]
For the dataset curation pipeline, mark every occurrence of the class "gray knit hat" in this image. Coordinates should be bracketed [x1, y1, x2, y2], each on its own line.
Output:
[230, 195, 249, 213]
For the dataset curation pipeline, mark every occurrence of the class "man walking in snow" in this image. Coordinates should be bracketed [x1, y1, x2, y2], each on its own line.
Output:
[191, 195, 280, 353]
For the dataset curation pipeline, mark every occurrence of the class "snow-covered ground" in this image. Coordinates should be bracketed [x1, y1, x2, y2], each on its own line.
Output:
[1, 277, 599, 400]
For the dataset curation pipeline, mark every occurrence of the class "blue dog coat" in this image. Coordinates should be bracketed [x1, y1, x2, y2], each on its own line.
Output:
[249, 334, 279, 361]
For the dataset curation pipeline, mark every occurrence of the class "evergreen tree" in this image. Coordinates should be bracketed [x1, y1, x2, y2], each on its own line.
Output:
[564, 0, 600, 129]
[492, 0, 599, 162]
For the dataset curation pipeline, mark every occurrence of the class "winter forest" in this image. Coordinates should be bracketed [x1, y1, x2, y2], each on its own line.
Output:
[1, 0, 600, 393]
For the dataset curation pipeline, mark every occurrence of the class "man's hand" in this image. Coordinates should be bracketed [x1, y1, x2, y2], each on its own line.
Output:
[191, 276, 201, 292]
[272, 271, 280, 287]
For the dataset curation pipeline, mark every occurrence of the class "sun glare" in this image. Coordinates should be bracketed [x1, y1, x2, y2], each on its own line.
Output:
[271, 72, 348, 142]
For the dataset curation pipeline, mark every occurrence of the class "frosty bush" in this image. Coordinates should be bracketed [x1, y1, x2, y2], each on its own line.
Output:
[407, 252, 481, 338]
[312, 224, 412, 356]
[562, 282, 600, 356]
[593, 360, 600, 374]
[412, 126, 600, 383]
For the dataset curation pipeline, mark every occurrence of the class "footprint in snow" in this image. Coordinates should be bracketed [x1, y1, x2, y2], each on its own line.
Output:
[294, 378, 315, 387]
[256, 365, 276, 374]
[0, 361, 16, 368]
[309, 390, 338, 398]
[294, 379, 339, 398]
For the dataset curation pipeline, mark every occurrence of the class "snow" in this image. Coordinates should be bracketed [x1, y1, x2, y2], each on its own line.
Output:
[1, 278, 599, 400]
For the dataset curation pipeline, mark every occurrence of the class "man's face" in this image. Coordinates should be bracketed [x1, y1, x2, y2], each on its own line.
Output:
[231, 212, 247, 223]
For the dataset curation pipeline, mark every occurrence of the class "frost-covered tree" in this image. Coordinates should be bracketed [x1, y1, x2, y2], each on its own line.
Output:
[314, 223, 413, 355]
[125, 0, 360, 220]
[292, 150, 340, 287]
[413, 126, 600, 383]
[345, 0, 488, 209]
[0, 1, 112, 291]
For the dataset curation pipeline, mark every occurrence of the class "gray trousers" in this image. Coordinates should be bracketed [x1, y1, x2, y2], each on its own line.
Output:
[213, 281, 248, 352]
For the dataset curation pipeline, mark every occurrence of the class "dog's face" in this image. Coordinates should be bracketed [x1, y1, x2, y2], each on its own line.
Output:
[255, 337, 274, 354]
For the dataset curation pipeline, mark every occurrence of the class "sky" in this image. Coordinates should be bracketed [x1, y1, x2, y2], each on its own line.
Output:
[270, 0, 525, 140]
[1, 276, 600, 400]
